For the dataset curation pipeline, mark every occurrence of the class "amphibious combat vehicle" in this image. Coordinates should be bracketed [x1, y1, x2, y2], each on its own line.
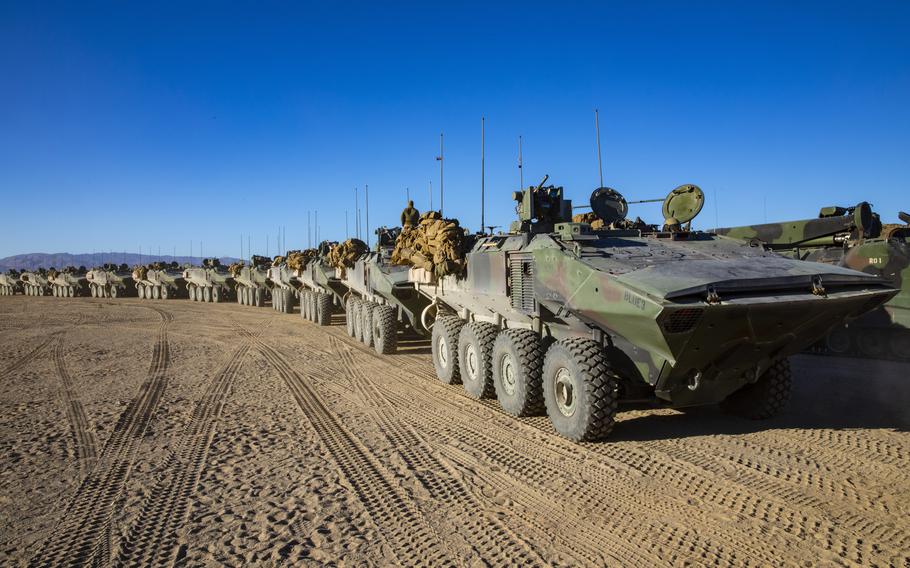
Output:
[20, 270, 51, 296]
[343, 227, 432, 353]
[230, 255, 271, 308]
[183, 258, 235, 303]
[410, 179, 897, 441]
[268, 251, 318, 314]
[714, 205, 910, 360]
[297, 241, 346, 325]
[132, 262, 186, 300]
[48, 266, 89, 297]
[86, 264, 135, 297]
[0, 270, 22, 295]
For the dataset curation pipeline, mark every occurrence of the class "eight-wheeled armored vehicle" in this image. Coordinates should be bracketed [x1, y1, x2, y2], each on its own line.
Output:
[714, 205, 910, 360]
[231, 255, 272, 308]
[132, 262, 186, 300]
[48, 266, 89, 297]
[268, 252, 312, 313]
[297, 241, 346, 326]
[409, 179, 897, 440]
[0, 270, 22, 295]
[183, 258, 235, 303]
[20, 270, 51, 296]
[86, 264, 135, 298]
[343, 227, 432, 353]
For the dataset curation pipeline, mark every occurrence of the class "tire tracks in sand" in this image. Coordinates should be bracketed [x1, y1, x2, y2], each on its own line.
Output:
[52, 335, 99, 476]
[326, 335, 546, 566]
[114, 322, 267, 567]
[29, 306, 173, 568]
[247, 330, 455, 567]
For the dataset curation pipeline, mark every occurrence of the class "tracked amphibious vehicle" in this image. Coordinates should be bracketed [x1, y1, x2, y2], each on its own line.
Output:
[183, 258, 235, 303]
[412, 179, 897, 441]
[86, 264, 135, 298]
[132, 262, 186, 300]
[715, 206, 910, 360]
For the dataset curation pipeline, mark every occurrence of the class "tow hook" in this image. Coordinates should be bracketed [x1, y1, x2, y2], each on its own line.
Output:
[705, 286, 721, 304]
[811, 275, 827, 297]
[687, 371, 702, 391]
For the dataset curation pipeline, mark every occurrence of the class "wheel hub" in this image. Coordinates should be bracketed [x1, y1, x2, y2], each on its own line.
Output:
[500, 354, 516, 396]
[554, 367, 576, 417]
[437, 336, 449, 367]
[465, 344, 479, 381]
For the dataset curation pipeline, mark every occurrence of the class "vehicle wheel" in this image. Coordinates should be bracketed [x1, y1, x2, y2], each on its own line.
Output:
[283, 289, 295, 314]
[493, 329, 546, 416]
[372, 304, 398, 354]
[432, 315, 465, 385]
[275, 288, 282, 311]
[824, 327, 851, 354]
[212, 286, 221, 303]
[187, 284, 195, 301]
[890, 331, 910, 360]
[237, 287, 244, 305]
[109, 286, 118, 299]
[857, 330, 887, 358]
[542, 338, 619, 441]
[359, 302, 374, 345]
[721, 359, 792, 420]
[351, 299, 363, 336]
[458, 321, 498, 399]
[309, 292, 318, 321]
[152, 286, 160, 300]
[161, 286, 169, 300]
[203, 286, 212, 303]
[316, 292, 332, 326]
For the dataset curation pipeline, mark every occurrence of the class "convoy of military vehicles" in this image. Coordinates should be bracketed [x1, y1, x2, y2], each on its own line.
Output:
[2, 181, 904, 441]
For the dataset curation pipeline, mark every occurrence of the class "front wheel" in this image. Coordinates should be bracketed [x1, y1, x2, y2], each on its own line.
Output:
[721, 359, 792, 420]
[315, 292, 332, 326]
[492, 329, 546, 416]
[542, 338, 619, 441]
[458, 321, 498, 399]
[372, 304, 398, 355]
[432, 316, 465, 385]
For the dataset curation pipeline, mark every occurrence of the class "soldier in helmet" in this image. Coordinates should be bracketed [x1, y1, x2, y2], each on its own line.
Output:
[401, 200, 420, 228]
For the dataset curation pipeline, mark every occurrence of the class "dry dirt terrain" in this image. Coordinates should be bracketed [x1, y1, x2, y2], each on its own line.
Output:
[1, 296, 909, 567]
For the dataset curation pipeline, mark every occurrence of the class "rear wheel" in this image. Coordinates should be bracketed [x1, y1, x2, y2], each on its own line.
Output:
[458, 322, 498, 399]
[212, 286, 221, 303]
[721, 359, 792, 420]
[432, 315, 465, 385]
[825, 327, 851, 354]
[372, 304, 398, 354]
[316, 292, 332, 326]
[161, 286, 169, 300]
[153, 286, 161, 300]
[493, 329, 546, 416]
[359, 302, 374, 345]
[109, 286, 118, 299]
[542, 338, 619, 441]
[203, 286, 211, 303]
[284, 289, 295, 314]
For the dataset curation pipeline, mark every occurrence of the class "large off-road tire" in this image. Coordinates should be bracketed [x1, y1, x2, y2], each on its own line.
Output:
[351, 299, 363, 336]
[110, 286, 119, 299]
[458, 321, 498, 399]
[316, 292, 332, 326]
[255, 287, 264, 307]
[432, 315, 465, 385]
[212, 286, 221, 303]
[542, 338, 619, 441]
[161, 286, 169, 300]
[359, 302, 374, 346]
[203, 286, 211, 303]
[492, 329, 546, 416]
[284, 289, 295, 314]
[721, 359, 792, 420]
[372, 304, 398, 355]
[152, 286, 160, 300]
[345, 297, 357, 335]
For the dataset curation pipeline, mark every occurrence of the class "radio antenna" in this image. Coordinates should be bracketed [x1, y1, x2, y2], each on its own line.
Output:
[594, 109, 604, 188]
[518, 135, 524, 189]
[481, 116, 486, 233]
[436, 133, 444, 216]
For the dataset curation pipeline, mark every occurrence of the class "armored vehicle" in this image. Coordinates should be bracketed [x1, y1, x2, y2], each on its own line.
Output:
[0, 270, 22, 295]
[86, 264, 135, 298]
[715, 206, 910, 360]
[20, 270, 51, 296]
[183, 258, 235, 303]
[267, 259, 296, 313]
[297, 241, 346, 326]
[231, 255, 272, 309]
[48, 266, 89, 297]
[343, 227, 432, 354]
[408, 179, 896, 441]
[132, 262, 186, 300]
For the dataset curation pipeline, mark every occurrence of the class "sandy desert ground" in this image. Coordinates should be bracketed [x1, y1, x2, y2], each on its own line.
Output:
[0, 296, 908, 567]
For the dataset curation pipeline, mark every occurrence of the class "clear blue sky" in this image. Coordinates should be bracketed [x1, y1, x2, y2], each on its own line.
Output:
[1, 1, 908, 259]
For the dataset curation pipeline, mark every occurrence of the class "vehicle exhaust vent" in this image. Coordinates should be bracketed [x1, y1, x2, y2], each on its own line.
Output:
[509, 254, 536, 313]
[662, 308, 704, 334]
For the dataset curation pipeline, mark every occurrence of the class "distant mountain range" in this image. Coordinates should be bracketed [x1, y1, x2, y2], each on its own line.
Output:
[0, 253, 242, 272]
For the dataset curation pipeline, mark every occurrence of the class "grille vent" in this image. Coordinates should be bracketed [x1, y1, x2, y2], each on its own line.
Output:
[509, 255, 536, 313]
[662, 308, 704, 334]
